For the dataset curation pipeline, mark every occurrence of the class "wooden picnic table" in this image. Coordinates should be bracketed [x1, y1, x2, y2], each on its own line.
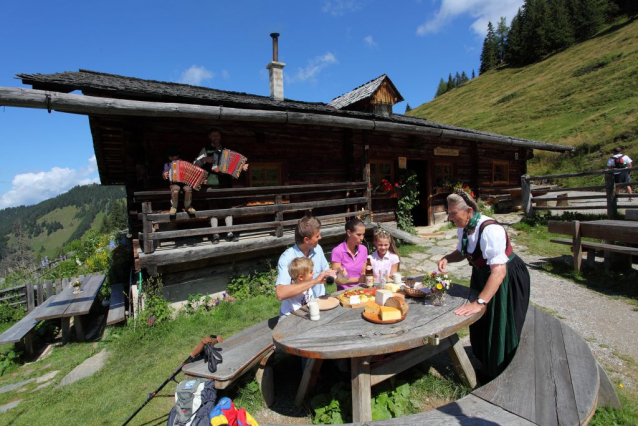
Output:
[35, 274, 106, 342]
[271, 284, 482, 422]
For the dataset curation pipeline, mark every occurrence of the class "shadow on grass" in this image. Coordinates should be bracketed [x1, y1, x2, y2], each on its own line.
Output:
[527, 255, 638, 303]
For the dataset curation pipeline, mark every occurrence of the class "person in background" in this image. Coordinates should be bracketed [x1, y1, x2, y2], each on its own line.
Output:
[607, 147, 633, 201]
[437, 191, 530, 381]
[370, 228, 400, 280]
[194, 128, 249, 243]
[162, 148, 195, 215]
[275, 216, 335, 318]
[331, 218, 368, 290]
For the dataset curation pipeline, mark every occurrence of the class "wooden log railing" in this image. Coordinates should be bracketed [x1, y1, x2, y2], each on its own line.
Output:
[521, 166, 638, 218]
[135, 182, 370, 254]
[0, 278, 70, 311]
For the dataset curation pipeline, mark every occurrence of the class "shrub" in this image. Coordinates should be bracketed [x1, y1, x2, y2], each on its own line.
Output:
[226, 263, 277, 300]
[140, 276, 173, 326]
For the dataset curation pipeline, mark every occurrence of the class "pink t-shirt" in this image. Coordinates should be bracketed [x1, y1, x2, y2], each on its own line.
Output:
[331, 241, 368, 290]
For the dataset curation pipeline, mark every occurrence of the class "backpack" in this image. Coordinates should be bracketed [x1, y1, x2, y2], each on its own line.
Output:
[167, 378, 217, 426]
[613, 155, 628, 169]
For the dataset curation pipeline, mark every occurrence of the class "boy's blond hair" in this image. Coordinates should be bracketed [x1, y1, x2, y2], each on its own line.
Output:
[289, 257, 314, 283]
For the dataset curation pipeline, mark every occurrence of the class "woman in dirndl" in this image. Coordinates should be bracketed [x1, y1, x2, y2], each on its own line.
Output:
[437, 190, 530, 381]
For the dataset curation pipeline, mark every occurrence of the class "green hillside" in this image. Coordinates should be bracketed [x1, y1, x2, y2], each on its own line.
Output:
[409, 16, 638, 180]
[0, 184, 125, 263]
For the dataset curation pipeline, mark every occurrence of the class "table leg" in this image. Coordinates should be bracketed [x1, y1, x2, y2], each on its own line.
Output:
[351, 356, 372, 423]
[61, 317, 71, 344]
[447, 334, 477, 388]
[74, 316, 85, 342]
[294, 358, 323, 407]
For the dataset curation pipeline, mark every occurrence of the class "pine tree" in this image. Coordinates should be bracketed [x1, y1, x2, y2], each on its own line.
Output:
[435, 78, 447, 97]
[471, 69, 476, 79]
[505, 9, 524, 65]
[479, 22, 499, 74]
[460, 71, 469, 85]
[495, 17, 509, 64]
[570, 0, 606, 40]
[454, 72, 461, 87]
[546, 0, 575, 52]
[446, 73, 454, 90]
[404, 103, 412, 113]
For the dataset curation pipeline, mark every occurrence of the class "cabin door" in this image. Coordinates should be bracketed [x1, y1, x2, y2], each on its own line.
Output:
[406, 160, 429, 226]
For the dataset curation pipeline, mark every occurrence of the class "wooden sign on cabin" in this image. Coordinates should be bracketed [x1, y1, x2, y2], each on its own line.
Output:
[434, 147, 459, 157]
[398, 157, 407, 169]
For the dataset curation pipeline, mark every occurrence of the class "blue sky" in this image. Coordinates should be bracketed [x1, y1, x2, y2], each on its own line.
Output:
[0, 0, 524, 209]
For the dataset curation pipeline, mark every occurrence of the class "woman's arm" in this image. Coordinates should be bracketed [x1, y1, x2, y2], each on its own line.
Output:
[437, 250, 464, 273]
[454, 264, 506, 316]
[331, 262, 361, 284]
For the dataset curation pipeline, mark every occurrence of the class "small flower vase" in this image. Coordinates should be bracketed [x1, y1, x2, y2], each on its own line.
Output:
[73, 285, 81, 294]
[432, 292, 445, 306]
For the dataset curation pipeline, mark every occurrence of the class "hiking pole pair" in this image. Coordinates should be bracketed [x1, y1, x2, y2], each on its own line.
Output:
[122, 335, 223, 426]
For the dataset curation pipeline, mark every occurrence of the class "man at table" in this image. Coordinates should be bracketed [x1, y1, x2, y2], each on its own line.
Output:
[275, 216, 335, 319]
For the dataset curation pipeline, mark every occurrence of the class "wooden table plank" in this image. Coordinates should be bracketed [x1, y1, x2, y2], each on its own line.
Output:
[64, 274, 105, 317]
[534, 307, 560, 426]
[562, 321, 599, 423]
[473, 306, 536, 423]
[35, 283, 79, 320]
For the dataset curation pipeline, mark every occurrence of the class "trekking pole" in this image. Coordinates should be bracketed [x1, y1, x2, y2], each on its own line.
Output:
[122, 335, 223, 426]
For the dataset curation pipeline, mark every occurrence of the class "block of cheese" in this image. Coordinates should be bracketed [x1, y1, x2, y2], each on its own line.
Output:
[384, 297, 408, 316]
[375, 289, 392, 306]
[349, 295, 361, 305]
[384, 283, 401, 293]
[364, 301, 381, 315]
[379, 306, 402, 321]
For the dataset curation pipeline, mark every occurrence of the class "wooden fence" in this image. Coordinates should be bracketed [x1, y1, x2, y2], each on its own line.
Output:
[135, 181, 370, 254]
[0, 278, 78, 313]
[521, 166, 637, 218]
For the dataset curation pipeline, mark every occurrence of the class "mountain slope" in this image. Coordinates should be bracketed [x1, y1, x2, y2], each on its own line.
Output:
[409, 16, 638, 177]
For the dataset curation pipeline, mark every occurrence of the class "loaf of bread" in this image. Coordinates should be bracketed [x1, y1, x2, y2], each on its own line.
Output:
[384, 296, 408, 316]
[364, 301, 380, 315]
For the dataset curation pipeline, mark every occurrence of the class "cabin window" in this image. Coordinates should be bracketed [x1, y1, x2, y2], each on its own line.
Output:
[492, 160, 510, 184]
[249, 163, 282, 187]
[370, 160, 394, 186]
[434, 162, 457, 187]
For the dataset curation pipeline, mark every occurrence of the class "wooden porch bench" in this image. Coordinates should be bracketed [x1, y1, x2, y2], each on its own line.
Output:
[106, 283, 126, 326]
[0, 294, 57, 357]
[550, 238, 638, 268]
[264, 306, 619, 425]
[182, 316, 279, 406]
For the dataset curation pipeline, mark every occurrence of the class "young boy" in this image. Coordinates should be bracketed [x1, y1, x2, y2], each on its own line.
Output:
[162, 148, 195, 215]
[278, 257, 315, 319]
[276, 216, 335, 318]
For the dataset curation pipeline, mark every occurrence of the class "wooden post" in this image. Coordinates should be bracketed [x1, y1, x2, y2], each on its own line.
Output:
[446, 334, 477, 388]
[363, 132, 372, 223]
[36, 282, 44, 306]
[275, 195, 283, 237]
[572, 220, 582, 272]
[605, 172, 617, 219]
[521, 174, 533, 217]
[295, 358, 323, 407]
[255, 350, 275, 407]
[26, 282, 35, 313]
[142, 202, 154, 254]
[74, 316, 85, 342]
[351, 356, 372, 422]
[45, 280, 53, 300]
[61, 317, 71, 344]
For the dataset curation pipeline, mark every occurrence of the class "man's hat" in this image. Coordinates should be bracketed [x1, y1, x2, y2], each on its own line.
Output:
[167, 146, 180, 157]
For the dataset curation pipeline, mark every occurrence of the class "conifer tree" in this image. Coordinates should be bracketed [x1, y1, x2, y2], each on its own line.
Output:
[479, 22, 499, 73]
[460, 71, 469, 85]
[496, 17, 509, 64]
[568, 0, 606, 40]
[435, 78, 447, 97]
[546, 0, 575, 52]
[454, 72, 461, 87]
[405, 103, 412, 113]
[471, 69, 476, 79]
[446, 73, 454, 90]
[505, 9, 524, 65]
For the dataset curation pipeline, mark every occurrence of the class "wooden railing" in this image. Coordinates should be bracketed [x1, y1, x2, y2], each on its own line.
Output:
[135, 181, 370, 254]
[521, 166, 637, 218]
[0, 277, 79, 312]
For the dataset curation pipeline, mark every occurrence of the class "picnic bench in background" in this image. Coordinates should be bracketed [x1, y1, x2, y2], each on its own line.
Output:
[264, 305, 620, 426]
[182, 316, 278, 406]
[548, 220, 638, 271]
[35, 274, 106, 343]
[106, 283, 126, 326]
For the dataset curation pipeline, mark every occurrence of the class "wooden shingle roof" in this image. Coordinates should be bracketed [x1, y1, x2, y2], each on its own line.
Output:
[328, 74, 404, 110]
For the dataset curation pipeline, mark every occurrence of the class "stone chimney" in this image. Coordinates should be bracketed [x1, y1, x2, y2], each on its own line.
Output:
[266, 33, 285, 101]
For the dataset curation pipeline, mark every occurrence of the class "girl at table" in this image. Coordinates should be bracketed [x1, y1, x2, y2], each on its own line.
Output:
[370, 229, 400, 280]
[437, 190, 530, 381]
[331, 218, 368, 290]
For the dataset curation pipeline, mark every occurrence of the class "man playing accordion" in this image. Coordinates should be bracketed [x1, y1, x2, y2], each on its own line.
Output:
[194, 128, 249, 244]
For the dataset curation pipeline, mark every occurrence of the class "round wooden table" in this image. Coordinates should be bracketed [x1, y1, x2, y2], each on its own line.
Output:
[271, 284, 483, 422]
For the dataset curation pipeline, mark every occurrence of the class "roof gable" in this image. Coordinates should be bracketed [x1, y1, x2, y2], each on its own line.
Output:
[328, 74, 404, 110]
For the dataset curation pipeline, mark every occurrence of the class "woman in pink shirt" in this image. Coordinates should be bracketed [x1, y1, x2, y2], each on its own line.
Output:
[331, 218, 368, 290]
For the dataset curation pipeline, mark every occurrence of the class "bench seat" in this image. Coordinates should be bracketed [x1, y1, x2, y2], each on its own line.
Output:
[550, 238, 638, 256]
[106, 283, 126, 326]
[264, 306, 619, 426]
[183, 316, 278, 405]
[0, 294, 57, 356]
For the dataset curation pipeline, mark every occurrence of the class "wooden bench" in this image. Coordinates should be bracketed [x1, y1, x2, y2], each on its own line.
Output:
[106, 283, 126, 326]
[548, 220, 638, 271]
[182, 316, 278, 406]
[264, 306, 619, 425]
[0, 294, 57, 357]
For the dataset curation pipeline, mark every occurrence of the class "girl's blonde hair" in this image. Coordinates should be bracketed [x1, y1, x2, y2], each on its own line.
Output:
[289, 257, 314, 283]
[373, 228, 398, 256]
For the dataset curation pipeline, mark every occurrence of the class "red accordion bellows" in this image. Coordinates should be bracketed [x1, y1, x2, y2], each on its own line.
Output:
[219, 149, 248, 179]
[168, 160, 208, 191]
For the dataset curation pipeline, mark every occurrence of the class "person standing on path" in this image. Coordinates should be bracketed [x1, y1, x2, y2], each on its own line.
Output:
[437, 190, 530, 381]
[607, 147, 633, 200]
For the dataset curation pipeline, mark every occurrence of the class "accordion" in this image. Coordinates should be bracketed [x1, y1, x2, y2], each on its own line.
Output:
[168, 160, 208, 191]
[218, 149, 248, 179]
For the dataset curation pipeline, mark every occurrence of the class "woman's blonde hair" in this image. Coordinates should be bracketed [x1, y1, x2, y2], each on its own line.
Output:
[288, 257, 314, 283]
[373, 228, 398, 256]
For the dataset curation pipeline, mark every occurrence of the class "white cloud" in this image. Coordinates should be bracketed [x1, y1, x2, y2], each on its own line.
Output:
[286, 52, 338, 84]
[0, 157, 100, 209]
[322, 0, 361, 16]
[364, 35, 377, 48]
[417, 0, 523, 37]
[178, 65, 214, 85]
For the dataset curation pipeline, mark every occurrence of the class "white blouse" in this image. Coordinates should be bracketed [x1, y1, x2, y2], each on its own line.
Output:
[455, 216, 510, 265]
